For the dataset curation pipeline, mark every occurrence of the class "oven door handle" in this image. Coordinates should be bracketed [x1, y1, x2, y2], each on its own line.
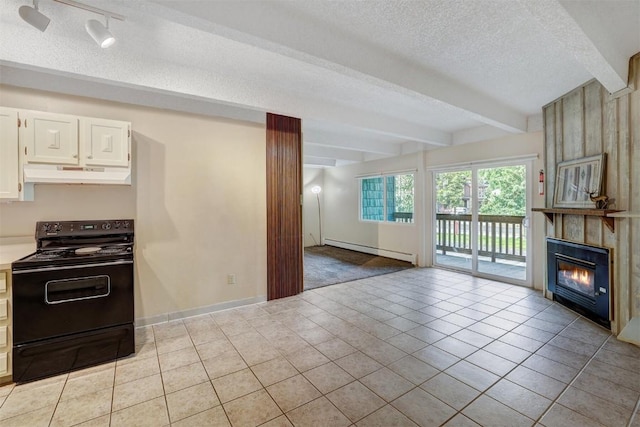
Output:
[12, 259, 133, 274]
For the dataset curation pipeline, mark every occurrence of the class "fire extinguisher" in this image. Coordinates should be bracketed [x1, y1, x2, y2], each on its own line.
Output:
[539, 169, 545, 196]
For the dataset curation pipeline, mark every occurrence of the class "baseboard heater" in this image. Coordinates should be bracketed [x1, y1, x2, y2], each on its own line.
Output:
[323, 239, 417, 264]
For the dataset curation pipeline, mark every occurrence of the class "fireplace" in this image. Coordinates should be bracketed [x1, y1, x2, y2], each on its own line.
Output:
[546, 238, 612, 329]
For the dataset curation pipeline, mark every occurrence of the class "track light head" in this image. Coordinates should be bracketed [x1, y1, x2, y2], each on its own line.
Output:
[19, 0, 50, 32]
[85, 18, 115, 48]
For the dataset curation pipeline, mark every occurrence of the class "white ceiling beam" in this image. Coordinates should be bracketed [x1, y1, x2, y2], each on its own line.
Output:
[520, 0, 629, 93]
[144, 1, 527, 133]
[304, 156, 336, 167]
[304, 144, 365, 163]
[303, 129, 402, 156]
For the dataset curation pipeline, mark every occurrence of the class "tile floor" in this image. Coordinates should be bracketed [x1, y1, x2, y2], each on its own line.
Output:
[0, 268, 639, 427]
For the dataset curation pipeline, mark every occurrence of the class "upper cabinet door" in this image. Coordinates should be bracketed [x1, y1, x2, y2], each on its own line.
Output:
[23, 111, 79, 165]
[82, 118, 130, 167]
[0, 107, 19, 200]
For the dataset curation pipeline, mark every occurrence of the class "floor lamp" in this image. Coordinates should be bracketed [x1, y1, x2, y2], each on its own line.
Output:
[311, 185, 322, 246]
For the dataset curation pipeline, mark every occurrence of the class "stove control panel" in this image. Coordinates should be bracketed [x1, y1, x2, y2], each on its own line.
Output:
[36, 219, 134, 238]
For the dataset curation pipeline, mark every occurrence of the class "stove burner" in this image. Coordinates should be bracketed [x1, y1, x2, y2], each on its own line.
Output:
[97, 247, 129, 255]
[32, 250, 69, 260]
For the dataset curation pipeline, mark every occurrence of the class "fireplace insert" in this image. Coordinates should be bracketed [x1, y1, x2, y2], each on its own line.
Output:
[546, 238, 611, 328]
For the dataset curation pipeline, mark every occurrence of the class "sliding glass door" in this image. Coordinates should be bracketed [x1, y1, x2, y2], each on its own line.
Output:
[434, 162, 530, 285]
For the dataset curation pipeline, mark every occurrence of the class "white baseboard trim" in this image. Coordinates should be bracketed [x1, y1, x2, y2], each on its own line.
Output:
[323, 238, 417, 264]
[135, 295, 267, 327]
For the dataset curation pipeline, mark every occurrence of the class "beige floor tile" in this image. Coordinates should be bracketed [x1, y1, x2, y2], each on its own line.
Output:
[153, 320, 188, 339]
[433, 336, 479, 358]
[360, 340, 407, 365]
[572, 371, 639, 411]
[462, 395, 533, 427]
[388, 355, 439, 385]
[223, 389, 282, 426]
[212, 368, 263, 403]
[420, 373, 481, 410]
[465, 349, 517, 376]
[335, 351, 383, 379]
[486, 379, 552, 420]
[112, 373, 164, 411]
[285, 345, 330, 372]
[114, 355, 160, 385]
[506, 366, 566, 400]
[110, 396, 169, 427]
[0, 404, 56, 427]
[297, 326, 335, 345]
[189, 327, 227, 346]
[391, 387, 456, 426]
[522, 354, 580, 384]
[251, 357, 299, 387]
[74, 413, 111, 427]
[131, 341, 158, 361]
[442, 413, 481, 427]
[557, 386, 631, 427]
[385, 333, 429, 353]
[161, 361, 209, 394]
[360, 367, 414, 402]
[303, 362, 355, 394]
[156, 334, 194, 355]
[202, 350, 248, 379]
[50, 388, 112, 427]
[60, 364, 115, 401]
[196, 338, 235, 360]
[412, 345, 460, 370]
[314, 337, 358, 360]
[171, 406, 231, 427]
[286, 397, 351, 427]
[267, 374, 321, 412]
[135, 325, 155, 344]
[159, 346, 201, 372]
[0, 383, 15, 398]
[540, 403, 607, 427]
[237, 344, 282, 366]
[356, 404, 419, 426]
[326, 381, 386, 422]
[261, 415, 293, 426]
[445, 360, 500, 392]
[166, 381, 220, 423]
[0, 379, 64, 421]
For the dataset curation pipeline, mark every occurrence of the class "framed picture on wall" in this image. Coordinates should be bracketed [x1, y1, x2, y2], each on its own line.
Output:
[553, 154, 606, 208]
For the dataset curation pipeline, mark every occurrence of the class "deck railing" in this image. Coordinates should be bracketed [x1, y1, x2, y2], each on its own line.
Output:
[436, 214, 526, 262]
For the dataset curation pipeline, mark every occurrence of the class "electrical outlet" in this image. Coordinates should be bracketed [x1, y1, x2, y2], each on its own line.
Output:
[227, 274, 236, 285]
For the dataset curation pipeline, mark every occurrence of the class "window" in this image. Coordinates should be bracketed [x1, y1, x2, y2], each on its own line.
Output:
[360, 173, 414, 223]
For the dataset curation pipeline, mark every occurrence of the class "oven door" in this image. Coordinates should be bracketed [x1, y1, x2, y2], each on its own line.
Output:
[12, 259, 134, 345]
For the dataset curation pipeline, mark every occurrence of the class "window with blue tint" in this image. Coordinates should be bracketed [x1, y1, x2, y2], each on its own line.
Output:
[360, 173, 414, 223]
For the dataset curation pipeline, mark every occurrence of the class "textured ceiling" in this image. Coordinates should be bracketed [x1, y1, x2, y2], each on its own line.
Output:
[1, 0, 638, 166]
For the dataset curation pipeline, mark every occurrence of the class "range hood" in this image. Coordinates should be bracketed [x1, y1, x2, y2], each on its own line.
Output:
[23, 164, 131, 185]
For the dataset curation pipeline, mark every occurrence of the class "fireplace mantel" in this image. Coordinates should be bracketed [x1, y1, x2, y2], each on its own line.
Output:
[532, 208, 623, 232]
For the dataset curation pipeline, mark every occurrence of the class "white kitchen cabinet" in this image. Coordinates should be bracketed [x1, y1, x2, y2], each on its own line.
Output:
[82, 117, 130, 167]
[22, 111, 79, 165]
[22, 111, 131, 169]
[0, 107, 20, 200]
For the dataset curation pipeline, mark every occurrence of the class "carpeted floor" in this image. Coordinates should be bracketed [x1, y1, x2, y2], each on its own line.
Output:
[304, 245, 414, 290]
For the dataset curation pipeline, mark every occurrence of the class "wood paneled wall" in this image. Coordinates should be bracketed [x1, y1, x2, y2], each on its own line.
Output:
[543, 53, 640, 334]
[266, 113, 303, 300]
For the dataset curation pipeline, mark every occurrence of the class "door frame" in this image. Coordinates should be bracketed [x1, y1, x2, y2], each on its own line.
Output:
[429, 156, 535, 287]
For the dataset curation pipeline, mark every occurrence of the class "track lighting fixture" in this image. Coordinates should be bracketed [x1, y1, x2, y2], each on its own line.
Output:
[18, 0, 50, 32]
[18, 0, 125, 48]
[86, 17, 115, 48]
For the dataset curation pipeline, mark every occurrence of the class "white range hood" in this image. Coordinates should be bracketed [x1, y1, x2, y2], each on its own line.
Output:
[23, 164, 131, 185]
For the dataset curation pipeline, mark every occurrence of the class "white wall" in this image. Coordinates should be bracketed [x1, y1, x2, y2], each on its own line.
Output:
[320, 153, 424, 264]
[0, 85, 267, 324]
[314, 132, 545, 289]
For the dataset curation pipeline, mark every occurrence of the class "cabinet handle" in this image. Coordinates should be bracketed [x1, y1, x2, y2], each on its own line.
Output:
[73, 154, 78, 158]
[87, 155, 93, 159]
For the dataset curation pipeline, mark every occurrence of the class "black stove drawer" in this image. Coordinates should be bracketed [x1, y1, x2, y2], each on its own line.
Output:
[12, 260, 134, 345]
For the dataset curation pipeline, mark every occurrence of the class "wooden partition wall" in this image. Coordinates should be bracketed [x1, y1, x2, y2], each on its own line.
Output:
[266, 113, 303, 300]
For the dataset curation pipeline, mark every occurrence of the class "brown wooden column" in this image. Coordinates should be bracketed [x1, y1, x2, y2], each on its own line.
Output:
[266, 113, 303, 300]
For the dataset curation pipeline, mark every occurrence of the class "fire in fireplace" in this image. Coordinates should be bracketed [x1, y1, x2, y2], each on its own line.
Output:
[546, 238, 611, 329]
[557, 260, 595, 296]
